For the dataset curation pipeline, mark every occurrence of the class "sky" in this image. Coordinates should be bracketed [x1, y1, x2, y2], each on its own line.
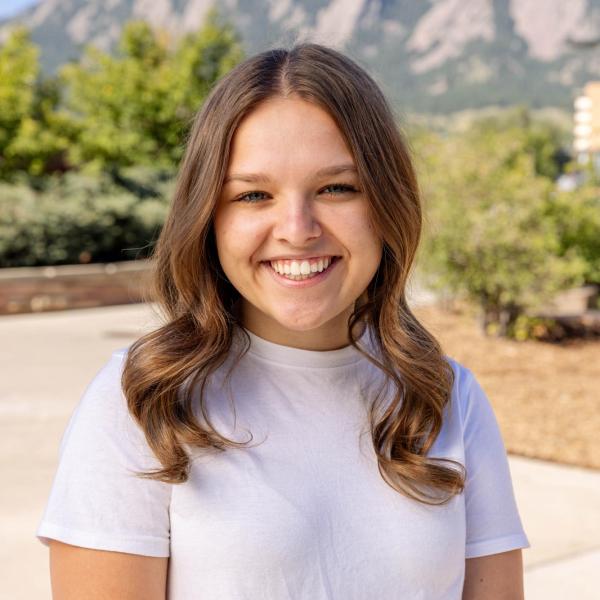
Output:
[0, 0, 40, 20]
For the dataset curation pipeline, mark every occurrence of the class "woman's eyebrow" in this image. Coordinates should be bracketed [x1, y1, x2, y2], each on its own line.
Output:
[316, 164, 358, 178]
[223, 164, 358, 185]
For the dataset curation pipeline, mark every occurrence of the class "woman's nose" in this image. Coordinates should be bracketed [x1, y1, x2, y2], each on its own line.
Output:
[271, 195, 322, 246]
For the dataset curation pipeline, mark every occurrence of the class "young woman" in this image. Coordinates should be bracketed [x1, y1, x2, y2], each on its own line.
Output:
[37, 43, 530, 599]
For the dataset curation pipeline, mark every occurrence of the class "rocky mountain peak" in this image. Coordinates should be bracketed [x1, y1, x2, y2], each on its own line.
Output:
[3, 0, 600, 113]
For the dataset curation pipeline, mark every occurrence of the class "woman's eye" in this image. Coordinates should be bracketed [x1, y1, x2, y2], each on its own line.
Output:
[234, 191, 269, 203]
[320, 183, 359, 195]
[233, 184, 358, 203]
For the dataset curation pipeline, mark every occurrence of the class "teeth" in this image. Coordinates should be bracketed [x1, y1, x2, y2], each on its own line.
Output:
[268, 257, 336, 279]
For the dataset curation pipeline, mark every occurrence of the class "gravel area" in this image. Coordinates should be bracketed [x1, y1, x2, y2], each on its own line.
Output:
[413, 303, 600, 471]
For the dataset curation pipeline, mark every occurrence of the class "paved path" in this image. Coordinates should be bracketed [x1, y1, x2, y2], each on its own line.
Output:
[1, 303, 598, 599]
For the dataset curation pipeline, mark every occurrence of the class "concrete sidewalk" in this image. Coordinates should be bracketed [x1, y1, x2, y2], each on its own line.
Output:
[1, 303, 599, 599]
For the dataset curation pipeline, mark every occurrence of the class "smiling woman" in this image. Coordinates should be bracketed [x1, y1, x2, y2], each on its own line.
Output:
[36, 43, 529, 599]
[213, 96, 382, 349]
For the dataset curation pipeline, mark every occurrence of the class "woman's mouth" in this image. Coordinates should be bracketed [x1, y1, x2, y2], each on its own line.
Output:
[261, 256, 341, 287]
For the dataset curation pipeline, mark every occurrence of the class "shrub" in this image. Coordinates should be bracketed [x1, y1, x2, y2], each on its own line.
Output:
[547, 184, 600, 286]
[415, 116, 588, 337]
[0, 171, 170, 267]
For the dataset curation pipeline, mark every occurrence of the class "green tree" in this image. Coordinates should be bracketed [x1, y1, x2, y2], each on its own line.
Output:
[60, 10, 243, 171]
[0, 27, 37, 176]
[415, 118, 587, 337]
[0, 27, 73, 179]
[0, 169, 171, 267]
[548, 184, 600, 285]
[5, 77, 74, 177]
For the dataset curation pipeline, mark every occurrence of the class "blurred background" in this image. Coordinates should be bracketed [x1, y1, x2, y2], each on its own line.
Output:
[0, 1, 598, 598]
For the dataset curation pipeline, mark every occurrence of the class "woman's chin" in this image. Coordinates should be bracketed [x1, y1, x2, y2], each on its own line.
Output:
[272, 314, 329, 333]
[259, 304, 338, 332]
[242, 299, 350, 337]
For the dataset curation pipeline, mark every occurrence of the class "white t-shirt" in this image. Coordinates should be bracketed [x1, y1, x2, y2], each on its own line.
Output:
[36, 325, 529, 599]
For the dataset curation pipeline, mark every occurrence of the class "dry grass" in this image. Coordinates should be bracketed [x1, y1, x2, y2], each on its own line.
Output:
[413, 303, 600, 470]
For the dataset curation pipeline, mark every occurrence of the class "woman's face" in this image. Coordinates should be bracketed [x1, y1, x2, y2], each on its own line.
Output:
[213, 96, 382, 350]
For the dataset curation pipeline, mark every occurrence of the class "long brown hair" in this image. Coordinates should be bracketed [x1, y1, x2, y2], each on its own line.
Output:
[122, 43, 465, 505]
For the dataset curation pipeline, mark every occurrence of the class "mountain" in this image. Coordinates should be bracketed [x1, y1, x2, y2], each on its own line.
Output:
[3, 0, 600, 113]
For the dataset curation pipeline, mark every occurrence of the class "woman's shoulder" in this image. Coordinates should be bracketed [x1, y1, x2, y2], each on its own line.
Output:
[55, 344, 168, 480]
[37, 344, 172, 557]
[444, 356, 476, 392]
[443, 355, 500, 436]
[76, 347, 130, 408]
[86, 346, 131, 391]
[58, 347, 136, 450]
[106, 345, 130, 370]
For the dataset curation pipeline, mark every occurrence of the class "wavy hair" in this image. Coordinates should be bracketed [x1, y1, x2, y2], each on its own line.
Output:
[122, 42, 465, 505]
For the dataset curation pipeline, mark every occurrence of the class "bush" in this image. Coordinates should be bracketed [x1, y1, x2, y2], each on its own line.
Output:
[0, 13, 241, 268]
[0, 11, 243, 179]
[0, 170, 171, 267]
[59, 11, 243, 171]
[547, 185, 600, 286]
[415, 115, 588, 337]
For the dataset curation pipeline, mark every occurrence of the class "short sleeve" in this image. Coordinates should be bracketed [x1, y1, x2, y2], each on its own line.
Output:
[35, 350, 172, 557]
[456, 365, 530, 559]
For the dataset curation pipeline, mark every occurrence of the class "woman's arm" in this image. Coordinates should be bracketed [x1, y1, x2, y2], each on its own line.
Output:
[462, 549, 524, 600]
[49, 540, 168, 600]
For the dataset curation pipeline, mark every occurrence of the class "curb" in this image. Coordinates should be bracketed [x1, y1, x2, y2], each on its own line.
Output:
[0, 260, 150, 315]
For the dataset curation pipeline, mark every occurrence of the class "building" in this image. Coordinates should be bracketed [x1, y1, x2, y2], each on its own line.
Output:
[574, 81, 600, 169]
